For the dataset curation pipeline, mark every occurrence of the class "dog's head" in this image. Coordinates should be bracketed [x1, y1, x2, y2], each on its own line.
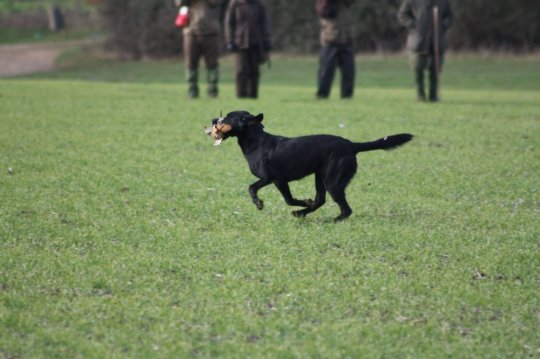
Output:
[205, 111, 264, 146]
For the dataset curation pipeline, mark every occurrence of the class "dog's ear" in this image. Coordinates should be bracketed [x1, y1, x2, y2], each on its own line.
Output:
[246, 113, 264, 126]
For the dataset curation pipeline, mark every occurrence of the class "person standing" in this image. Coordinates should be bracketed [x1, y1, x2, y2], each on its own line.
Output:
[225, 0, 271, 99]
[398, 0, 453, 102]
[316, 0, 355, 99]
[176, 0, 223, 98]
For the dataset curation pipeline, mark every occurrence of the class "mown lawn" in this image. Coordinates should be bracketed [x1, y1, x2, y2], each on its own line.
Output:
[1, 52, 539, 358]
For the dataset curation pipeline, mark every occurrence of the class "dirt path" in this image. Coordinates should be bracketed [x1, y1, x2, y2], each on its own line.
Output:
[0, 42, 74, 77]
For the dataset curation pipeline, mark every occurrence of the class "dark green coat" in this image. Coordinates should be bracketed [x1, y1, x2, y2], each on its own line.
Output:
[182, 0, 223, 36]
[398, 0, 453, 54]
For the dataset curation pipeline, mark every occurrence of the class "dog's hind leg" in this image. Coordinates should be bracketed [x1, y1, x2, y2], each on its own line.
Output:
[324, 157, 356, 221]
[327, 186, 352, 221]
[249, 179, 272, 210]
[292, 174, 326, 218]
[275, 180, 314, 208]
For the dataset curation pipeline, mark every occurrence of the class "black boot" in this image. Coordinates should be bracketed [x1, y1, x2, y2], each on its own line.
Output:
[236, 73, 248, 98]
[429, 67, 439, 102]
[415, 69, 426, 102]
[248, 74, 259, 99]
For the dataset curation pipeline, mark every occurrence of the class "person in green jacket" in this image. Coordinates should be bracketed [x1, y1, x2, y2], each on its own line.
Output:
[176, 0, 223, 98]
[398, 0, 453, 102]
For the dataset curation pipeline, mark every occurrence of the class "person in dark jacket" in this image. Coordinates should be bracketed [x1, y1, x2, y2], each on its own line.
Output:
[398, 0, 453, 102]
[316, 0, 355, 99]
[176, 0, 223, 98]
[225, 0, 271, 99]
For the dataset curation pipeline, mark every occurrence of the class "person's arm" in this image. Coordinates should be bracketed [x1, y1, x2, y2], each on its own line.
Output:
[441, 1, 453, 30]
[259, 2, 271, 51]
[397, 0, 415, 30]
[224, 0, 237, 50]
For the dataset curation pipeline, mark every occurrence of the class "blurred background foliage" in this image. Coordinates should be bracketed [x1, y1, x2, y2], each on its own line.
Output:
[1, 0, 539, 57]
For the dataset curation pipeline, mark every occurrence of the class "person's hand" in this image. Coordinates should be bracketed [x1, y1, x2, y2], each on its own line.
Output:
[227, 42, 238, 52]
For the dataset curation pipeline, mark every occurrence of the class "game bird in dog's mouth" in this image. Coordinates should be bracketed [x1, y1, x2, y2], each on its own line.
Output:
[205, 110, 413, 221]
[204, 115, 232, 146]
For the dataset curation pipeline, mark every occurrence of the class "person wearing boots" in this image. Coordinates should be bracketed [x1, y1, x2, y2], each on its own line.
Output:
[176, 0, 223, 98]
[225, 0, 271, 99]
[316, 0, 355, 99]
[398, 0, 453, 102]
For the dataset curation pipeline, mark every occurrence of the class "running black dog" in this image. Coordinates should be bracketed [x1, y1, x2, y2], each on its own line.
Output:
[205, 110, 413, 221]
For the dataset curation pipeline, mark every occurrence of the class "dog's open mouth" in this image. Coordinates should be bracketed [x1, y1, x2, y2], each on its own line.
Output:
[205, 121, 232, 146]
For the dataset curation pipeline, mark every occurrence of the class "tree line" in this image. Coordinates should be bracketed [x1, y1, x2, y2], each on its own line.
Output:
[100, 0, 539, 58]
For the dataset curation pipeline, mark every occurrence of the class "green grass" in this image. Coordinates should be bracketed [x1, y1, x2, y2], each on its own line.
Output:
[0, 28, 103, 45]
[1, 52, 539, 358]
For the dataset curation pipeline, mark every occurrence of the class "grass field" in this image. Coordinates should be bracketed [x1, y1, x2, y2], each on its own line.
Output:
[1, 51, 539, 358]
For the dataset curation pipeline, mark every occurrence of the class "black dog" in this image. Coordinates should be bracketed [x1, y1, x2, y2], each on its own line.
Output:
[206, 111, 413, 221]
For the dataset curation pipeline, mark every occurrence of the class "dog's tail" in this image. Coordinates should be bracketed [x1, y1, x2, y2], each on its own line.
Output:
[353, 133, 413, 153]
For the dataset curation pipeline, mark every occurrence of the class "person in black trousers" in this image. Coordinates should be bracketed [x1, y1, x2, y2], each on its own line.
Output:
[316, 0, 355, 99]
[225, 0, 271, 99]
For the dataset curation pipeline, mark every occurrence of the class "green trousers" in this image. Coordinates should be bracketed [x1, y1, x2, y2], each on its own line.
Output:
[409, 51, 445, 101]
[184, 34, 220, 98]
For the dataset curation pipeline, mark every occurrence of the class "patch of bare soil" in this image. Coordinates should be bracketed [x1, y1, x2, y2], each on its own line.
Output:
[0, 42, 76, 77]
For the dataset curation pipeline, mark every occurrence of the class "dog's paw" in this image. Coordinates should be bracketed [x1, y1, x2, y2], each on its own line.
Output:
[254, 199, 264, 210]
[292, 209, 307, 218]
[334, 212, 352, 222]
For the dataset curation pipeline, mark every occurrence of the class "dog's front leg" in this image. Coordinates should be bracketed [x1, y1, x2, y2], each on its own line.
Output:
[249, 179, 272, 210]
[275, 181, 314, 208]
